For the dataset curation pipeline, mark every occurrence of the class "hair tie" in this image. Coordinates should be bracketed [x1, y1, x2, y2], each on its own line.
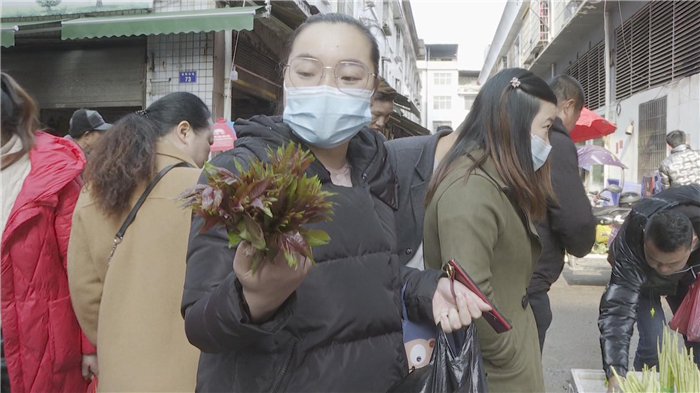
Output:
[510, 77, 521, 89]
[135, 109, 149, 118]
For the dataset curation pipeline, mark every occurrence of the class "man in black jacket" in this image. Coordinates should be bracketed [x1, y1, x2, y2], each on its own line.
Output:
[601, 185, 700, 392]
[528, 75, 596, 352]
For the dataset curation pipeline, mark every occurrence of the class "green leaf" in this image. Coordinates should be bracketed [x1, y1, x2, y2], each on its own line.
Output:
[203, 162, 219, 178]
[305, 229, 331, 247]
[283, 250, 297, 268]
[243, 214, 266, 250]
[250, 251, 264, 274]
[234, 158, 244, 174]
[227, 232, 241, 248]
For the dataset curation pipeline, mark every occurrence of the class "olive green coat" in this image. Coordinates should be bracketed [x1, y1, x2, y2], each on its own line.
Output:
[423, 153, 545, 393]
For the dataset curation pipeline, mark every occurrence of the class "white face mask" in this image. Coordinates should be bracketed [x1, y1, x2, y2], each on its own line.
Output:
[282, 85, 372, 148]
[531, 134, 552, 171]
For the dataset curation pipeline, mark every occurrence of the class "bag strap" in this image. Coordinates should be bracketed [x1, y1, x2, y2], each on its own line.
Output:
[107, 161, 193, 264]
[401, 283, 409, 320]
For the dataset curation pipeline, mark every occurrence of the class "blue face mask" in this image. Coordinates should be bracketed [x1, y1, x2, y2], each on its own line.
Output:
[531, 134, 552, 171]
[283, 85, 372, 149]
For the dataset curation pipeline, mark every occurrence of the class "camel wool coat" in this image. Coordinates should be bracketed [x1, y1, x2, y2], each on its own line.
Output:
[423, 153, 545, 393]
[67, 143, 201, 392]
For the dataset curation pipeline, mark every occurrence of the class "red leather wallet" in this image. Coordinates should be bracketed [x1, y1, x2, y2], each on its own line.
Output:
[444, 259, 512, 334]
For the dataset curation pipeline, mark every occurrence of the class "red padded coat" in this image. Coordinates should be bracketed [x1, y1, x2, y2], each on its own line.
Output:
[1, 132, 95, 393]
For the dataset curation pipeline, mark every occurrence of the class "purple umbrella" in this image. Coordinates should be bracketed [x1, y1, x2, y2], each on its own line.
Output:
[577, 145, 627, 169]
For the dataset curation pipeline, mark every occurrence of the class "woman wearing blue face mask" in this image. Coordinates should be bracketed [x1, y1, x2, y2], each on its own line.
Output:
[423, 68, 558, 392]
[181, 13, 490, 392]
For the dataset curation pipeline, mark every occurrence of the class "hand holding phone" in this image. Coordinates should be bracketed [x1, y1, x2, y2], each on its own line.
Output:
[444, 259, 512, 333]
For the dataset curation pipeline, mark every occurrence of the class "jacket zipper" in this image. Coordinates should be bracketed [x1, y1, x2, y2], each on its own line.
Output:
[270, 339, 298, 393]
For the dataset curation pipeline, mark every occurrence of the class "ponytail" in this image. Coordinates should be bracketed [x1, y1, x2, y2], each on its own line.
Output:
[84, 92, 211, 217]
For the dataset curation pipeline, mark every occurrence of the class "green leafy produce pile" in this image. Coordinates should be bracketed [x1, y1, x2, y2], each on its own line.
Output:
[612, 326, 700, 392]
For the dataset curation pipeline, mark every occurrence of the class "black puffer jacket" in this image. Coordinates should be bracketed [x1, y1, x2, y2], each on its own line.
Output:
[599, 184, 700, 378]
[528, 118, 596, 294]
[181, 115, 443, 392]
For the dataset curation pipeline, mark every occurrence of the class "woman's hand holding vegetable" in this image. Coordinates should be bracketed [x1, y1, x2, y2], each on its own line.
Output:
[234, 241, 312, 323]
[432, 278, 492, 333]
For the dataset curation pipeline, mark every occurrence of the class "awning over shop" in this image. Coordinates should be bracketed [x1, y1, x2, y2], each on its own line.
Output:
[393, 92, 421, 118]
[387, 112, 430, 138]
[61, 6, 262, 41]
[1, 19, 64, 48]
[1, 25, 15, 48]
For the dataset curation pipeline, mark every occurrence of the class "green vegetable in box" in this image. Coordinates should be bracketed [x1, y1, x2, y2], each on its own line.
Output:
[180, 143, 335, 272]
[611, 326, 700, 392]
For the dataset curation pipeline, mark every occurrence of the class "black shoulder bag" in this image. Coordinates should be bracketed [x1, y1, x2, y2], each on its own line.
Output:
[107, 162, 194, 264]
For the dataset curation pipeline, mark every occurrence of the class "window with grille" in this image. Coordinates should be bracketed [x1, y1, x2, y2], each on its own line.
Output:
[433, 121, 452, 132]
[499, 56, 507, 71]
[396, 29, 401, 52]
[539, 0, 550, 41]
[637, 96, 667, 182]
[433, 96, 451, 110]
[563, 40, 605, 110]
[615, 1, 700, 101]
[433, 72, 452, 85]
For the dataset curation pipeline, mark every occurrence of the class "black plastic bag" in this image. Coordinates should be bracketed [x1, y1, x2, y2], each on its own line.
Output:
[387, 324, 487, 393]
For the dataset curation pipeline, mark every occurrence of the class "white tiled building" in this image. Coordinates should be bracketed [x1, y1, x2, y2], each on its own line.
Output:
[418, 44, 479, 133]
[337, 0, 423, 124]
[482, 0, 700, 194]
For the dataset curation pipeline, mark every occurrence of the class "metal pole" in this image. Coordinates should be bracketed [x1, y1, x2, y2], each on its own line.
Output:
[603, 1, 612, 121]
[603, 1, 613, 181]
[223, 30, 233, 121]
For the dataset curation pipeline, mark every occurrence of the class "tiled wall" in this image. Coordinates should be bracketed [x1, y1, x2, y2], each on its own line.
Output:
[155, 0, 213, 12]
[146, 33, 215, 108]
[146, 0, 216, 108]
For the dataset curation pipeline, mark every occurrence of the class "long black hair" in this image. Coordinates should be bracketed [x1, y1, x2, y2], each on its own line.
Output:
[427, 68, 558, 219]
[1, 73, 40, 170]
[85, 92, 211, 217]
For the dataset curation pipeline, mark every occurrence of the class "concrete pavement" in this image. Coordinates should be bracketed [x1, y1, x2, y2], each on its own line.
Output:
[541, 277, 651, 392]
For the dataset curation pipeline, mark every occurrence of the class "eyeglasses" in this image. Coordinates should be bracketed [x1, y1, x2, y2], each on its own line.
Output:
[285, 57, 376, 96]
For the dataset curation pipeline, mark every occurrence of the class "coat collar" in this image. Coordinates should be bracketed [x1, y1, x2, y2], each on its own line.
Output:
[414, 130, 451, 182]
[155, 141, 198, 170]
[672, 144, 691, 154]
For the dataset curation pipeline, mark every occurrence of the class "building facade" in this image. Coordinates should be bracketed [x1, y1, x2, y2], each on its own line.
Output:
[337, 0, 422, 124]
[482, 0, 700, 192]
[418, 44, 479, 133]
[1, 0, 319, 135]
[2, 0, 425, 138]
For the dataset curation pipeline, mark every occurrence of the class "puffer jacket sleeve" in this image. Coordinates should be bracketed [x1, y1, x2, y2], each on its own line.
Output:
[548, 132, 596, 258]
[434, 176, 518, 368]
[55, 179, 81, 269]
[181, 150, 297, 353]
[58, 180, 98, 354]
[401, 266, 443, 323]
[599, 221, 646, 379]
[659, 161, 671, 190]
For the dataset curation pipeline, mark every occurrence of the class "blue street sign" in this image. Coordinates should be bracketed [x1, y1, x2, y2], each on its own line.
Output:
[179, 71, 197, 83]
